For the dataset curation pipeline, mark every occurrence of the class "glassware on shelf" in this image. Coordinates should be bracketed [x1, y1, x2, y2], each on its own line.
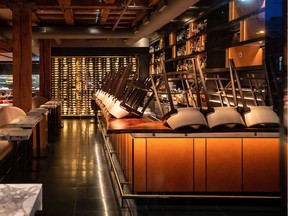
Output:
[176, 29, 187, 42]
[177, 45, 186, 57]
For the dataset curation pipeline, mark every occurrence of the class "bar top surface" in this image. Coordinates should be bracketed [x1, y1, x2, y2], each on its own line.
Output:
[9, 115, 43, 128]
[105, 116, 279, 135]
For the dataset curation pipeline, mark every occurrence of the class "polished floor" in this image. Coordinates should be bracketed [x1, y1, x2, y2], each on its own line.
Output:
[2, 119, 284, 216]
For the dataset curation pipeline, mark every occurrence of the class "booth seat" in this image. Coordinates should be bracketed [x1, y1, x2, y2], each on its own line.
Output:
[32, 96, 49, 109]
[0, 106, 26, 181]
[0, 106, 26, 128]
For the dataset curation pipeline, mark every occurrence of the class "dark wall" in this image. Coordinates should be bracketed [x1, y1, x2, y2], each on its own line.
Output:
[0, 62, 39, 75]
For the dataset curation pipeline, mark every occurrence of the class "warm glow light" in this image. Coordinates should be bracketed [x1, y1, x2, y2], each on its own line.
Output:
[256, 30, 265, 34]
[89, 27, 100, 34]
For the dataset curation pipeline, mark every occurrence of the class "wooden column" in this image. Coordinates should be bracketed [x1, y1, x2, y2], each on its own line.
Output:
[39, 39, 51, 100]
[12, 7, 32, 113]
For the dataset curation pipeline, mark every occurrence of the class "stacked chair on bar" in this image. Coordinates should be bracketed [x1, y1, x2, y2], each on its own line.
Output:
[119, 75, 160, 118]
[159, 58, 208, 130]
[104, 64, 133, 118]
[229, 58, 279, 127]
[95, 63, 160, 119]
[156, 57, 279, 130]
[95, 64, 133, 119]
[198, 58, 245, 129]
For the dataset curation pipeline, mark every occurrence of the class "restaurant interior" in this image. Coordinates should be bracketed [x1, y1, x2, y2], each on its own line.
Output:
[0, 0, 287, 215]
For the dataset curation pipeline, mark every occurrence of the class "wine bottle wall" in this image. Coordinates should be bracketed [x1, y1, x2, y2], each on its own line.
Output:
[51, 56, 138, 116]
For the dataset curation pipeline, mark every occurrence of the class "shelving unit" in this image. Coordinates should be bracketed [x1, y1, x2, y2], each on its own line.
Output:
[226, 0, 265, 67]
[51, 56, 138, 116]
[148, 0, 270, 111]
[149, 0, 266, 74]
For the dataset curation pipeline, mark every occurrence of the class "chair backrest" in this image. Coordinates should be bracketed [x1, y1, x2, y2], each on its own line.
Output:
[0, 106, 26, 128]
[32, 96, 49, 109]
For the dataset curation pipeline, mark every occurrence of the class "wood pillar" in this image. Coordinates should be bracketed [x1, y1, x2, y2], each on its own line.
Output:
[12, 7, 32, 113]
[39, 39, 51, 100]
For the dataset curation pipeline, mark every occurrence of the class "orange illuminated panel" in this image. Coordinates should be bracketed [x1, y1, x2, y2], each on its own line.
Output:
[147, 138, 193, 192]
[133, 138, 147, 192]
[229, 0, 265, 20]
[243, 138, 280, 192]
[226, 43, 263, 67]
[125, 134, 133, 185]
[172, 45, 177, 59]
[194, 138, 206, 192]
[243, 12, 265, 41]
[169, 32, 176, 45]
[206, 138, 242, 192]
[118, 134, 124, 168]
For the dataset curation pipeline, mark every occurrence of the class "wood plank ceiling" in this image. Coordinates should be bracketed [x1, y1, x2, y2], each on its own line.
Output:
[0, 0, 160, 30]
[0, 0, 223, 55]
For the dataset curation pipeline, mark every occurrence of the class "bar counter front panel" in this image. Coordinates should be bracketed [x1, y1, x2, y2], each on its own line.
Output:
[103, 117, 280, 195]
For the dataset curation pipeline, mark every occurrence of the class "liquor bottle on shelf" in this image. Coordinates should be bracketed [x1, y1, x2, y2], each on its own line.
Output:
[155, 64, 161, 74]
[159, 38, 165, 50]
[198, 19, 207, 34]
[176, 59, 192, 72]
[155, 52, 165, 62]
[155, 43, 160, 51]
[177, 45, 186, 57]
[199, 55, 207, 69]
[196, 38, 201, 52]
[176, 29, 187, 42]
[176, 60, 183, 72]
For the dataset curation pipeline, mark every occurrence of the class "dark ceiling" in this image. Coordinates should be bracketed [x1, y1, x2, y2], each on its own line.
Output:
[0, 0, 226, 52]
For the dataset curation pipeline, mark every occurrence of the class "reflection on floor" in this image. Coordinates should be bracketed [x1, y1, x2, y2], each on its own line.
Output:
[1, 119, 283, 216]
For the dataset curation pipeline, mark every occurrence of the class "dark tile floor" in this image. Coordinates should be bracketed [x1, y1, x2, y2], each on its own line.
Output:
[2, 119, 285, 216]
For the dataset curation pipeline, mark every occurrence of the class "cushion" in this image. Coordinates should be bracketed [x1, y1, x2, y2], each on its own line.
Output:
[0, 106, 26, 128]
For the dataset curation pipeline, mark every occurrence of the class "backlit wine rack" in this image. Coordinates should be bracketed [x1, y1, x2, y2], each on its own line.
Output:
[51, 56, 138, 116]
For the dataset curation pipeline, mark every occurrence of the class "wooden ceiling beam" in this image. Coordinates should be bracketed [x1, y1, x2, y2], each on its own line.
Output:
[131, 9, 148, 27]
[32, 11, 40, 23]
[62, 7, 74, 25]
[104, 0, 115, 4]
[36, 5, 154, 10]
[0, 40, 12, 52]
[148, 0, 160, 6]
[37, 14, 65, 19]
[36, 9, 63, 14]
[58, 0, 74, 25]
[100, 9, 109, 25]
[107, 15, 135, 20]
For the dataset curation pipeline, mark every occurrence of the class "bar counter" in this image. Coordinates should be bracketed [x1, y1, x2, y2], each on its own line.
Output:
[100, 115, 280, 197]
[106, 115, 279, 134]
